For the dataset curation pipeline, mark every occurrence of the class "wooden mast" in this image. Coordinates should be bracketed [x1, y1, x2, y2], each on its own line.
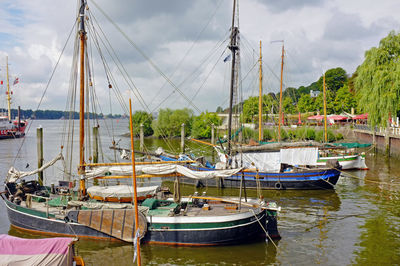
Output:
[129, 99, 141, 266]
[78, 0, 86, 196]
[258, 41, 263, 142]
[323, 73, 327, 142]
[6, 56, 11, 121]
[227, 0, 238, 156]
[278, 43, 284, 142]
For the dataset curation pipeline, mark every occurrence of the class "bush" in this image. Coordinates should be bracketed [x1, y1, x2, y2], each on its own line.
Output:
[315, 129, 336, 142]
[263, 128, 273, 141]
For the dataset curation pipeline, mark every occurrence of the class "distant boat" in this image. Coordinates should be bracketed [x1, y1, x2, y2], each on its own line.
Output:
[0, 57, 28, 139]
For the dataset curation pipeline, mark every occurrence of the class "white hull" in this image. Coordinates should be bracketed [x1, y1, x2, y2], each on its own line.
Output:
[317, 154, 368, 170]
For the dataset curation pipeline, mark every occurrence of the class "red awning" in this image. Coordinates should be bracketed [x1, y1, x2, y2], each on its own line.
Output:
[307, 115, 324, 120]
[327, 115, 349, 121]
[353, 113, 368, 120]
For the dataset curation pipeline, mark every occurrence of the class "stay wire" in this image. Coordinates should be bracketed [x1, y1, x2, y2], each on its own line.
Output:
[11, 17, 79, 167]
[90, 0, 202, 114]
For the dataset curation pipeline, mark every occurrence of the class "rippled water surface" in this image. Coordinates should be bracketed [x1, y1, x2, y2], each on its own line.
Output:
[0, 120, 399, 265]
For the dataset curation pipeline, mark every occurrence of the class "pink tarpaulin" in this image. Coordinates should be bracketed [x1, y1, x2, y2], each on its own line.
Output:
[0, 234, 75, 266]
[353, 113, 368, 120]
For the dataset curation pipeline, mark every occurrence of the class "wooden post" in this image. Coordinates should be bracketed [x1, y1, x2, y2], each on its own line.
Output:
[129, 99, 141, 266]
[211, 123, 215, 145]
[258, 40, 263, 142]
[385, 120, 390, 156]
[140, 123, 144, 152]
[181, 123, 185, 153]
[323, 73, 328, 143]
[92, 126, 99, 164]
[37, 127, 44, 186]
[278, 43, 284, 142]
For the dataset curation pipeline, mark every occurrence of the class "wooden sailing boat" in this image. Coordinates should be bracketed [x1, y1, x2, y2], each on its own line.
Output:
[178, 21, 341, 190]
[0, 57, 28, 139]
[1, 0, 279, 246]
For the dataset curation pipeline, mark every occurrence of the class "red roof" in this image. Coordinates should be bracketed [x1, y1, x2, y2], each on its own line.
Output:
[353, 113, 368, 120]
[327, 115, 349, 121]
[307, 115, 324, 120]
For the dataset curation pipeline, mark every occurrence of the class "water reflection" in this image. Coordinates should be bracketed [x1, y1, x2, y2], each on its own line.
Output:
[2, 121, 400, 265]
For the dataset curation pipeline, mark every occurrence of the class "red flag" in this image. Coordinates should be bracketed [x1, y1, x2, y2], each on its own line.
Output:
[13, 77, 19, 85]
[0, 80, 3, 85]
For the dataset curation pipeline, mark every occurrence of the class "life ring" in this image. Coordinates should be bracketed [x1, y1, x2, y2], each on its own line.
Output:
[275, 182, 282, 189]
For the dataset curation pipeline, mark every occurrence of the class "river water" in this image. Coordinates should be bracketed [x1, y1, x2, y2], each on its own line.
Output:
[0, 120, 399, 265]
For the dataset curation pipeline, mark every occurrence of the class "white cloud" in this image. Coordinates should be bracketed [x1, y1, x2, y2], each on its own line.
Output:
[0, 0, 399, 114]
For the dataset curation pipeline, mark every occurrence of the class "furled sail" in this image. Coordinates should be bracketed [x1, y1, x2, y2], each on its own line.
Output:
[86, 164, 242, 180]
[6, 153, 64, 182]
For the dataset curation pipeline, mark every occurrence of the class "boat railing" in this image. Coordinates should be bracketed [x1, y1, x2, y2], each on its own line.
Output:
[25, 193, 51, 218]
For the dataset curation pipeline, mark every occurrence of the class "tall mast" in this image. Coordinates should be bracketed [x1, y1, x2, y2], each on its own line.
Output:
[258, 40, 263, 142]
[323, 73, 327, 142]
[6, 56, 11, 121]
[227, 0, 238, 156]
[278, 43, 284, 142]
[78, 0, 86, 196]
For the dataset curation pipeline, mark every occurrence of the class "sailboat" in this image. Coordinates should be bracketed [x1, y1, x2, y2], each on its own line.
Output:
[0, 57, 28, 139]
[154, 11, 341, 190]
[1, 0, 280, 246]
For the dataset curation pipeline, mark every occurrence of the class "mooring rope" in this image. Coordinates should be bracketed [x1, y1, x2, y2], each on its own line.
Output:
[250, 209, 278, 250]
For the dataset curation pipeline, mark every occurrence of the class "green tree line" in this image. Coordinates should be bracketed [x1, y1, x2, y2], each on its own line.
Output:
[2, 108, 122, 120]
[236, 31, 400, 129]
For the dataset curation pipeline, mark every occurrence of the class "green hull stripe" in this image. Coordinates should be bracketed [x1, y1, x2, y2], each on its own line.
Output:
[6, 200, 55, 219]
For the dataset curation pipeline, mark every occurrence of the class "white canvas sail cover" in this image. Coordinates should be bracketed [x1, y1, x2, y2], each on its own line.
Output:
[87, 185, 159, 200]
[85, 164, 242, 180]
[280, 147, 318, 166]
[230, 147, 318, 172]
[232, 152, 281, 172]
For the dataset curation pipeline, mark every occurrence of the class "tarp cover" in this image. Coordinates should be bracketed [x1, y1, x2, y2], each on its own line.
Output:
[232, 151, 281, 172]
[280, 147, 318, 166]
[86, 164, 242, 180]
[0, 234, 75, 266]
[87, 185, 159, 199]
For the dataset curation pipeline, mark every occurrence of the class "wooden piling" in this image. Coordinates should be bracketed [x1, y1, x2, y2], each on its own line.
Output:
[37, 127, 44, 186]
[181, 123, 185, 153]
[92, 126, 99, 164]
[140, 123, 144, 152]
[211, 123, 215, 145]
[385, 123, 390, 156]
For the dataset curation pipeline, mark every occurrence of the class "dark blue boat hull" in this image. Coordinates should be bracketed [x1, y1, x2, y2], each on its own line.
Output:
[2, 196, 271, 245]
[188, 166, 341, 190]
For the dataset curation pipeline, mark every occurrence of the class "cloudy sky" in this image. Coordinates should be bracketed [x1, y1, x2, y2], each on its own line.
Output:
[0, 0, 399, 115]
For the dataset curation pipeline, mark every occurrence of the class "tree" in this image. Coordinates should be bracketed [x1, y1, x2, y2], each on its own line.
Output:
[314, 89, 335, 114]
[131, 111, 153, 136]
[152, 108, 193, 137]
[297, 94, 315, 113]
[215, 106, 224, 113]
[191, 112, 221, 138]
[355, 31, 400, 127]
[333, 84, 357, 113]
[316, 67, 348, 92]
[241, 96, 258, 123]
[282, 96, 296, 114]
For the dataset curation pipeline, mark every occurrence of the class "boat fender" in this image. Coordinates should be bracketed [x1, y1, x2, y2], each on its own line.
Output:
[275, 182, 282, 189]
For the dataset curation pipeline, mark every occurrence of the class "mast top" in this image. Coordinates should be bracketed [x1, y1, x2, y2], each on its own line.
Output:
[79, 0, 87, 34]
